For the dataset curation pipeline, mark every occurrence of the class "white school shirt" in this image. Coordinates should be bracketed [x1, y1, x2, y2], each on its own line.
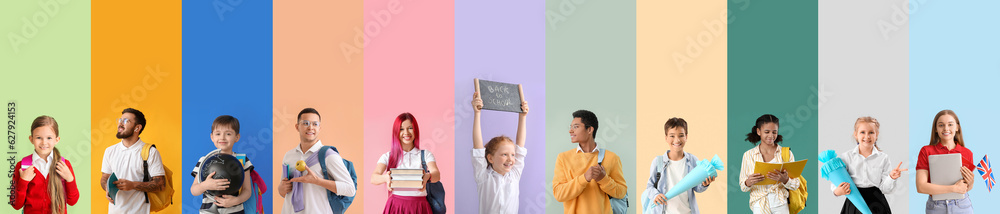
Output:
[101, 139, 165, 214]
[665, 157, 692, 214]
[471, 145, 527, 214]
[281, 140, 356, 214]
[31, 152, 54, 178]
[739, 144, 800, 213]
[378, 148, 436, 197]
[828, 145, 897, 194]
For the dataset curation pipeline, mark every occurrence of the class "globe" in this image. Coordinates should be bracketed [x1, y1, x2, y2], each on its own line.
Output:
[199, 153, 245, 196]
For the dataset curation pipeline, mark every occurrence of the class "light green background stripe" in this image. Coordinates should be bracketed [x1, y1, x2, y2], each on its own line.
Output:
[1, 0, 91, 213]
[545, 0, 637, 213]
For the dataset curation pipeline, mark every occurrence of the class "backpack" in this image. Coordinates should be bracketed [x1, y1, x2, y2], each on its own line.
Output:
[141, 143, 174, 212]
[318, 146, 358, 214]
[233, 154, 267, 214]
[421, 150, 446, 214]
[598, 149, 628, 214]
[652, 156, 665, 188]
[782, 147, 807, 214]
[642, 156, 665, 214]
[19, 156, 66, 172]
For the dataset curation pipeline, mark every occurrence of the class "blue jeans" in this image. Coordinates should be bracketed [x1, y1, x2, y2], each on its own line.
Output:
[925, 194, 973, 214]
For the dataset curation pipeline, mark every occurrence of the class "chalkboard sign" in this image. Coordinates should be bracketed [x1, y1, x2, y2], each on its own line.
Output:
[475, 79, 524, 113]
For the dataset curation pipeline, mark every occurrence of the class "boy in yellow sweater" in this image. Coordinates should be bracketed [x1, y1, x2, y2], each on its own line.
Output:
[553, 110, 628, 213]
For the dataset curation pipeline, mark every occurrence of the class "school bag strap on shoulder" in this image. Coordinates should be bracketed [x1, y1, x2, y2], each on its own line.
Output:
[318, 145, 357, 214]
[598, 148, 629, 214]
[141, 143, 175, 212]
[782, 146, 808, 214]
[421, 150, 447, 214]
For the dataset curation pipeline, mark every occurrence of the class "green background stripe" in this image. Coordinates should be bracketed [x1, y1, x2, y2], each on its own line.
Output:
[727, 0, 818, 213]
[1, 0, 91, 213]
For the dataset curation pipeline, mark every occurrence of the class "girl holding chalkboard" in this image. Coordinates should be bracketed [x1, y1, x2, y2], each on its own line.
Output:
[371, 113, 441, 214]
[469, 92, 529, 214]
[831, 116, 905, 214]
[915, 110, 975, 213]
[11, 116, 79, 214]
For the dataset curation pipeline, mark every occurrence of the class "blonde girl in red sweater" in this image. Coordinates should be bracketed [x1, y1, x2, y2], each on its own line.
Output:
[11, 116, 80, 214]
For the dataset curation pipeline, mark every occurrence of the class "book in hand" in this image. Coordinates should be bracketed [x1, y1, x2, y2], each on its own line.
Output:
[753, 159, 808, 185]
[390, 168, 423, 175]
[389, 168, 424, 189]
[107, 173, 119, 205]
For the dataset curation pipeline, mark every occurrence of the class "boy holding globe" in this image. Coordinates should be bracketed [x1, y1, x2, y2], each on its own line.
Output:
[190, 115, 255, 213]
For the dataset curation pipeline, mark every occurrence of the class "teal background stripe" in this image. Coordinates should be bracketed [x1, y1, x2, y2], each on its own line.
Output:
[727, 0, 818, 213]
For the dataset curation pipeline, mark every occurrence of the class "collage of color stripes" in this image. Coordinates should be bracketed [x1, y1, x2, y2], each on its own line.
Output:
[3, 0, 998, 214]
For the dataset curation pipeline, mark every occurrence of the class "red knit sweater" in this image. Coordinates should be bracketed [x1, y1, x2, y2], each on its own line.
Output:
[10, 157, 80, 214]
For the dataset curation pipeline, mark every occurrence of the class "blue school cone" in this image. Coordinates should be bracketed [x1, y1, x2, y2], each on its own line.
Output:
[663, 155, 724, 199]
[820, 150, 872, 214]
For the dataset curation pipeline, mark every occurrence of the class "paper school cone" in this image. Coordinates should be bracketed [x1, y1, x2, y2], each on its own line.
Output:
[664, 155, 724, 199]
[820, 150, 872, 214]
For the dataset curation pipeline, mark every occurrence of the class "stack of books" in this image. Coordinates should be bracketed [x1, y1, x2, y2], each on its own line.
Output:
[389, 168, 424, 190]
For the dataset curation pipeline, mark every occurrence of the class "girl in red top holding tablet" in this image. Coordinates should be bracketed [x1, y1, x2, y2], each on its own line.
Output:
[915, 110, 975, 213]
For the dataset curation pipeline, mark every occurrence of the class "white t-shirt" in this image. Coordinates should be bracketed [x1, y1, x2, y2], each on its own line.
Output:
[377, 149, 435, 197]
[100, 139, 165, 214]
[665, 158, 691, 214]
[281, 141, 356, 214]
[471, 145, 527, 214]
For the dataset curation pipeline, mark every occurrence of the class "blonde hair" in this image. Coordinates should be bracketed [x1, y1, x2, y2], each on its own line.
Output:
[30, 115, 67, 214]
[854, 116, 880, 151]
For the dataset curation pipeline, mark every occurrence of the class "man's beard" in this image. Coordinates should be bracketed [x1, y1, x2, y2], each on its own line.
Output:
[116, 129, 134, 139]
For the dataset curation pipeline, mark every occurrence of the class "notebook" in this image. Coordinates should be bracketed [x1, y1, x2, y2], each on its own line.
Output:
[929, 153, 965, 200]
[753, 159, 808, 185]
[107, 173, 119, 205]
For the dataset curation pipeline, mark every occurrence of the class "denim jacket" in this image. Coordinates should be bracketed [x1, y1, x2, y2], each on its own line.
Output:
[644, 151, 708, 214]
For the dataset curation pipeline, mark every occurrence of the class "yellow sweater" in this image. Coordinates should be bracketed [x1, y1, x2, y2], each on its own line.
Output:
[552, 148, 628, 214]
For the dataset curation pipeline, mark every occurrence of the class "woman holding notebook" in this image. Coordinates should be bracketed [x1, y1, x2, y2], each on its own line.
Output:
[915, 110, 975, 213]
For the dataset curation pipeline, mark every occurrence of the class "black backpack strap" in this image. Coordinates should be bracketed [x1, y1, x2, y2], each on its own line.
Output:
[142, 145, 155, 203]
[420, 150, 428, 173]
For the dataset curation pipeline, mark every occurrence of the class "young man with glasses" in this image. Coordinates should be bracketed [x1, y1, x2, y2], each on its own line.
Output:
[279, 108, 356, 214]
[99, 108, 167, 214]
[552, 110, 628, 214]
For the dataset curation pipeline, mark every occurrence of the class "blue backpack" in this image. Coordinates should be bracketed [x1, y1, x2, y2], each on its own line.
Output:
[318, 146, 358, 214]
[233, 154, 266, 214]
[598, 149, 628, 214]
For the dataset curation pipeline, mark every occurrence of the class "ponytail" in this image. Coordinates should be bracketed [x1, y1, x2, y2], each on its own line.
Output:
[745, 125, 761, 143]
[48, 148, 67, 214]
[745, 114, 783, 145]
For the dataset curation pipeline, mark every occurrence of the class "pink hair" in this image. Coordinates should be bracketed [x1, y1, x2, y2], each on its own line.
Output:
[387, 112, 420, 170]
